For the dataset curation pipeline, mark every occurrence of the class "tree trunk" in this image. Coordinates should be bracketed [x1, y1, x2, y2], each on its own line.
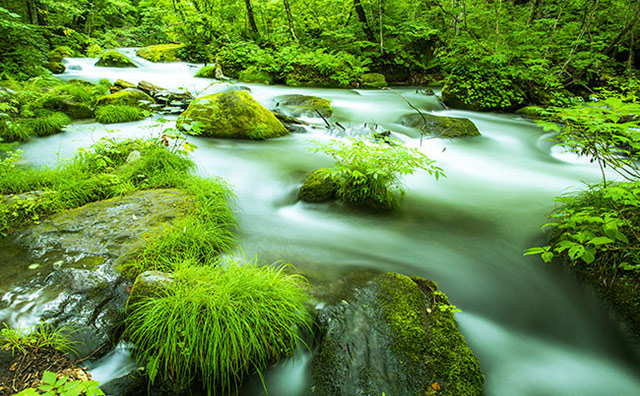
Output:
[25, 0, 39, 25]
[354, 0, 375, 41]
[244, 0, 260, 37]
[283, 0, 299, 43]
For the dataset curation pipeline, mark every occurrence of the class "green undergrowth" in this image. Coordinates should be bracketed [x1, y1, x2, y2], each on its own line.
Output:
[124, 258, 312, 395]
[0, 76, 111, 142]
[0, 135, 236, 253]
[526, 182, 640, 339]
[15, 371, 105, 396]
[95, 104, 147, 124]
[1, 321, 76, 356]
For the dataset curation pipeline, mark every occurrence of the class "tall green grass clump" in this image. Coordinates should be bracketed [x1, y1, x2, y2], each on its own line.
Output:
[124, 259, 312, 395]
[311, 137, 445, 209]
[27, 111, 71, 136]
[95, 104, 147, 124]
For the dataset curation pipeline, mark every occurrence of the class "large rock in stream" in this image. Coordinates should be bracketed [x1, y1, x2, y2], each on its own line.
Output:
[313, 272, 485, 396]
[176, 90, 288, 139]
[399, 113, 480, 138]
[0, 189, 195, 360]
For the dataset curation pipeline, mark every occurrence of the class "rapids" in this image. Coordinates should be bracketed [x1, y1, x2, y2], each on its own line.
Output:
[3, 50, 640, 395]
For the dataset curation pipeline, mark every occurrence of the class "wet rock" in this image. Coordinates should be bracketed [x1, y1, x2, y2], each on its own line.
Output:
[516, 105, 546, 119]
[273, 94, 333, 118]
[299, 169, 337, 203]
[111, 79, 137, 93]
[312, 272, 484, 396]
[136, 81, 194, 113]
[48, 47, 74, 63]
[136, 44, 184, 63]
[273, 112, 308, 133]
[96, 88, 154, 110]
[238, 66, 274, 85]
[44, 62, 66, 74]
[176, 91, 287, 139]
[1, 189, 195, 360]
[95, 51, 137, 68]
[360, 73, 387, 88]
[127, 270, 174, 311]
[399, 113, 480, 138]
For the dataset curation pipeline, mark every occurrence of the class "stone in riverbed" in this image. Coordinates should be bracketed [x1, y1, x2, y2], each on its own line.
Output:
[95, 50, 137, 68]
[95, 88, 154, 109]
[273, 94, 333, 118]
[399, 113, 480, 138]
[312, 272, 485, 396]
[299, 169, 337, 203]
[136, 44, 184, 62]
[176, 90, 287, 139]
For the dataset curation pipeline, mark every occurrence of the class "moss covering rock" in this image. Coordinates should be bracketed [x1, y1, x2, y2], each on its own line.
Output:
[361, 73, 388, 88]
[400, 113, 480, 138]
[96, 88, 154, 109]
[299, 169, 337, 203]
[95, 50, 137, 68]
[312, 272, 484, 396]
[43, 61, 66, 74]
[274, 94, 333, 118]
[86, 43, 103, 58]
[136, 44, 184, 62]
[516, 105, 546, 119]
[176, 90, 288, 139]
[48, 46, 74, 62]
[195, 65, 221, 79]
[238, 66, 274, 85]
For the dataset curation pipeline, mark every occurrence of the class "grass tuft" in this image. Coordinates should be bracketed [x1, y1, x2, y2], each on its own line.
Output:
[124, 258, 312, 395]
[27, 111, 71, 136]
[95, 105, 147, 124]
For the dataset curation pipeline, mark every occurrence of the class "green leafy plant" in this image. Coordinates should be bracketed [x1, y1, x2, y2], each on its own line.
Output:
[124, 258, 312, 395]
[538, 97, 640, 186]
[310, 137, 444, 209]
[14, 371, 105, 396]
[27, 112, 71, 136]
[0, 321, 76, 356]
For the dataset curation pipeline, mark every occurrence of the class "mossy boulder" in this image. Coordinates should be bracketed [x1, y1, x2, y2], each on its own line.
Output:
[48, 46, 74, 62]
[127, 270, 174, 312]
[441, 74, 526, 112]
[96, 88, 154, 109]
[86, 43, 103, 58]
[95, 50, 137, 68]
[361, 73, 387, 88]
[195, 65, 221, 79]
[112, 79, 137, 92]
[299, 169, 337, 203]
[312, 272, 484, 396]
[400, 113, 480, 138]
[56, 101, 93, 119]
[274, 94, 333, 118]
[515, 105, 546, 119]
[136, 44, 185, 62]
[238, 66, 274, 85]
[43, 61, 66, 74]
[176, 90, 288, 140]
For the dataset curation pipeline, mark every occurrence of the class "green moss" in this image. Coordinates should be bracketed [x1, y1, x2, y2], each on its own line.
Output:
[85, 43, 103, 58]
[516, 105, 546, 118]
[275, 94, 333, 118]
[95, 105, 147, 124]
[95, 50, 137, 68]
[48, 46, 74, 62]
[176, 90, 288, 140]
[136, 44, 184, 62]
[43, 62, 66, 74]
[299, 168, 337, 203]
[401, 113, 480, 138]
[413, 277, 485, 396]
[194, 65, 218, 79]
[238, 66, 274, 85]
[361, 73, 387, 88]
[95, 89, 154, 109]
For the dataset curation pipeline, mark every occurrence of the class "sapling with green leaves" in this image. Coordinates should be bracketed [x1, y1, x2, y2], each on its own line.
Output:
[310, 137, 444, 209]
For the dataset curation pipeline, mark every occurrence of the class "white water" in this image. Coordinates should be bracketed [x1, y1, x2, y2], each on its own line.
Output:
[6, 52, 640, 395]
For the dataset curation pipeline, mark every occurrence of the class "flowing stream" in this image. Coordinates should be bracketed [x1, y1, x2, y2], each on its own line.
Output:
[4, 51, 640, 395]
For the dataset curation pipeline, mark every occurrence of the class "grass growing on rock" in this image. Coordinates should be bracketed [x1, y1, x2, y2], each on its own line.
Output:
[27, 111, 71, 136]
[124, 259, 312, 395]
[95, 104, 147, 124]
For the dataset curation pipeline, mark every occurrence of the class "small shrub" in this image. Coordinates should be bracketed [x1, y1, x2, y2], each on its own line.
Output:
[1, 322, 76, 356]
[124, 259, 312, 395]
[311, 138, 444, 209]
[95, 105, 147, 124]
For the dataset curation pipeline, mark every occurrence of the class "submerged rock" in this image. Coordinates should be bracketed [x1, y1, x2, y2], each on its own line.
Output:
[96, 88, 154, 109]
[95, 51, 137, 68]
[299, 169, 337, 203]
[176, 91, 287, 139]
[274, 94, 333, 118]
[399, 113, 480, 138]
[136, 44, 184, 63]
[136, 80, 193, 113]
[2, 189, 195, 360]
[312, 272, 485, 396]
